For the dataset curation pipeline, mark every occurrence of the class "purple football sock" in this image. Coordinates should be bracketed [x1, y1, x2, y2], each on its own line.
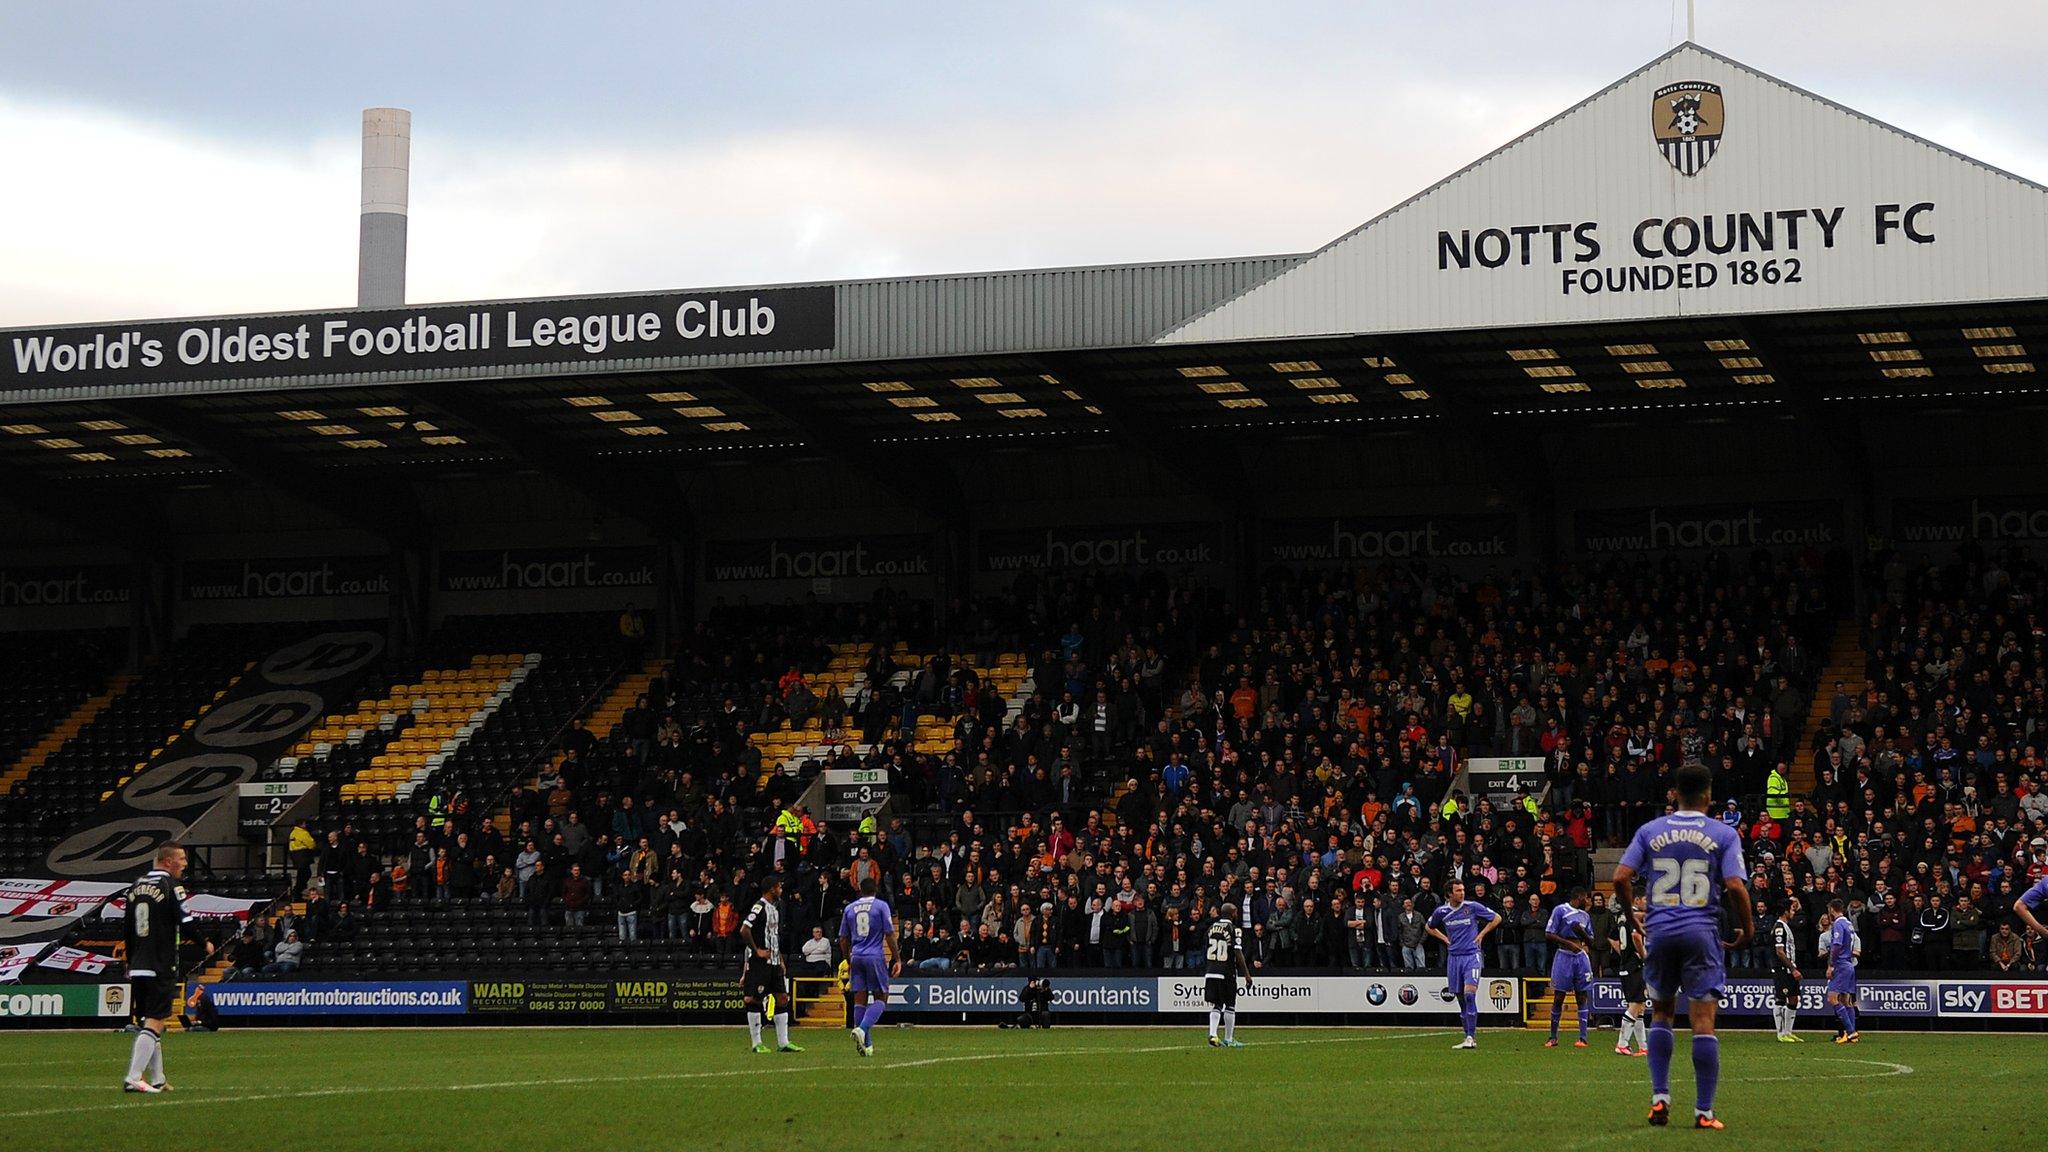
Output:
[1692, 1035, 1720, 1114]
[1647, 1021, 1675, 1096]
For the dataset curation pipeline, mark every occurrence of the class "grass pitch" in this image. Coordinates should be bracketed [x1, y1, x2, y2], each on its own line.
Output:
[0, 1024, 2034, 1151]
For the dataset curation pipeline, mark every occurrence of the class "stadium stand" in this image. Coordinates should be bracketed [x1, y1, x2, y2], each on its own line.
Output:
[0, 625, 349, 874]
[7, 552, 2041, 989]
[0, 629, 126, 800]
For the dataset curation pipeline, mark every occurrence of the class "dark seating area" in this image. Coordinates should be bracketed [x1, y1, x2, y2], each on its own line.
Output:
[0, 624, 371, 873]
[0, 628, 124, 778]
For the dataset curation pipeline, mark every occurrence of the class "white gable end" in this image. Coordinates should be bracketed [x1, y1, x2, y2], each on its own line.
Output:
[1159, 44, 2048, 343]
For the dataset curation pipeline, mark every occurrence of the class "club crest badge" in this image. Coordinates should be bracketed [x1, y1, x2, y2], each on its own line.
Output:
[1652, 81, 1724, 176]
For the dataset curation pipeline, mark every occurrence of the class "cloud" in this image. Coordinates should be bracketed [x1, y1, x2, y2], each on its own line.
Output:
[0, 97, 358, 324]
[2, 72, 1582, 326]
[3, 15, 2044, 329]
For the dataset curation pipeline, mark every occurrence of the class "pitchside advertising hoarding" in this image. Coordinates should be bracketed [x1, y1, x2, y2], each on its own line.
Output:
[181, 556, 390, 601]
[200, 977, 741, 1018]
[980, 523, 1221, 573]
[1573, 501, 1839, 554]
[439, 547, 657, 594]
[1, 286, 837, 391]
[891, 975, 1520, 1016]
[125, 974, 2048, 1022]
[0, 984, 128, 1019]
[202, 981, 469, 1016]
[1587, 977, 2048, 1019]
[702, 536, 934, 583]
[1260, 515, 1517, 566]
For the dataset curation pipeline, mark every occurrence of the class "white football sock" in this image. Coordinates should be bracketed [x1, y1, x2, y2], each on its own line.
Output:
[125, 1029, 157, 1083]
[747, 1011, 763, 1046]
[147, 1037, 165, 1085]
[1223, 1008, 1237, 1043]
[1208, 1009, 1220, 1039]
[774, 1012, 791, 1047]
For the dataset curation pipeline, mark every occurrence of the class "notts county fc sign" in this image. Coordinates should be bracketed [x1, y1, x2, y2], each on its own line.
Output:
[1652, 81, 1724, 176]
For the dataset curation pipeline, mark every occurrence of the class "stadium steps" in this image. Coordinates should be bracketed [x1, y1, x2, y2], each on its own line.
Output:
[491, 655, 662, 835]
[749, 648, 1032, 786]
[1790, 616, 1865, 795]
[791, 975, 846, 1027]
[1521, 976, 1590, 1031]
[0, 673, 134, 797]
[1590, 847, 1625, 896]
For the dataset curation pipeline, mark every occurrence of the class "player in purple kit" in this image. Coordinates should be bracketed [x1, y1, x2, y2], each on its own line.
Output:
[1425, 879, 1499, 1050]
[2012, 874, 2048, 940]
[1822, 899, 1860, 1044]
[1611, 763, 1753, 1131]
[1544, 887, 1594, 1049]
[838, 877, 899, 1057]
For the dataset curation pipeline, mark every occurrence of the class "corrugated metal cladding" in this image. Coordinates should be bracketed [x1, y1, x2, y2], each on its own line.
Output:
[1161, 43, 2048, 343]
[0, 256, 1301, 405]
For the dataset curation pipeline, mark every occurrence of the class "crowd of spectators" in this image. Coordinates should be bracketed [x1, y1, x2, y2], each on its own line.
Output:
[271, 547, 2048, 982]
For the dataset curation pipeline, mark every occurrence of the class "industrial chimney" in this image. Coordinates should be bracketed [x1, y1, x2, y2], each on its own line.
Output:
[357, 107, 410, 308]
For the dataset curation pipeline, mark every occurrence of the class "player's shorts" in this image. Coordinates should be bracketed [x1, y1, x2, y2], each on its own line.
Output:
[848, 955, 891, 997]
[1446, 951, 1482, 993]
[1617, 965, 1646, 1005]
[129, 975, 175, 1021]
[1825, 963, 1857, 998]
[1642, 927, 1725, 1004]
[1203, 972, 1236, 1009]
[1548, 950, 1592, 995]
[1773, 970, 1801, 1005]
[740, 959, 788, 1005]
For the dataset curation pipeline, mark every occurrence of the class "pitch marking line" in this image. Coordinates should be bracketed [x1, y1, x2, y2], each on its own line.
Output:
[0, 1031, 1451, 1121]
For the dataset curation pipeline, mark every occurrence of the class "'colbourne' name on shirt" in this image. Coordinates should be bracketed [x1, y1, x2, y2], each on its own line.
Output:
[1644, 826, 1721, 853]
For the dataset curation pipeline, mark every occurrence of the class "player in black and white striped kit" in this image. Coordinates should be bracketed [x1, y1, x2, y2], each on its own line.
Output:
[739, 877, 803, 1053]
[1769, 905, 1804, 1042]
[122, 843, 198, 1094]
[1612, 894, 1648, 1056]
[1203, 907, 1253, 1048]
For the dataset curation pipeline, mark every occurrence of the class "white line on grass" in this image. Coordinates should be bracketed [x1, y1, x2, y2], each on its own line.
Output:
[0, 1030, 1451, 1121]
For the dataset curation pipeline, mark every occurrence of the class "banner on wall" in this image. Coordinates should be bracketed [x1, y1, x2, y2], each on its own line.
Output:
[181, 556, 390, 601]
[1261, 515, 1516, 565]
[38, 630, 382, 878]
[37, 946, 116, 975]
[1891, 497, 2048, 548]
[1574, 501, 1839, 554]
[0, 943, 51, 984]
[2, 286, 838, 391]
[100, 893, 269, 924]
[440, 547, 657, 594]
[0, 565, 130, 609]
[703, 536, 934, 582]
[980, 523, 1221, 573]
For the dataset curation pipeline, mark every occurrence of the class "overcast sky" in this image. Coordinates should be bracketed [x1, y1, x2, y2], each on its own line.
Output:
[2, 1, 2043, 326]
